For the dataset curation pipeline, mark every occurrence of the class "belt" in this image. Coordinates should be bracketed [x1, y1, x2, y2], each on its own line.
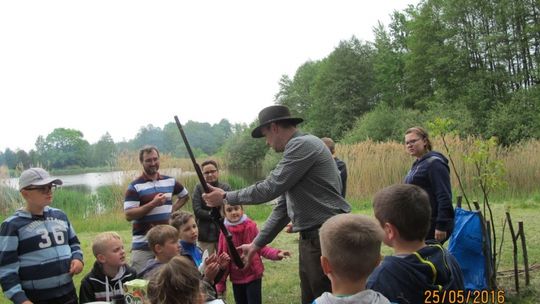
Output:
[300, 228, 320, 240]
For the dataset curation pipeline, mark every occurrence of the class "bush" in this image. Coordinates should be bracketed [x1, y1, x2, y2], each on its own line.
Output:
[341, 104, 422, 143]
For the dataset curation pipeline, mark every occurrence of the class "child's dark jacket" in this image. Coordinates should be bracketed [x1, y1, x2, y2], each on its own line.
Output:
[79, 261, 137, 303]
[367, 244, 464, 304]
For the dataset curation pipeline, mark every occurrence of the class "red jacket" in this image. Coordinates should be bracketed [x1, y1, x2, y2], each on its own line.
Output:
[216, 216, 281, 293]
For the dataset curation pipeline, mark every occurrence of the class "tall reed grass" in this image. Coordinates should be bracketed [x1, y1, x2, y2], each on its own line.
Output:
[337, 137, 540, 202]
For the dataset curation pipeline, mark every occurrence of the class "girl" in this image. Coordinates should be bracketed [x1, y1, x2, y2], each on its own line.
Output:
[217, 203, 290, 304]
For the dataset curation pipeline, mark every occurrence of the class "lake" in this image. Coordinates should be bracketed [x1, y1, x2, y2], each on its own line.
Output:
[5, 167, 264, 193]
[5, 168, 188, 193]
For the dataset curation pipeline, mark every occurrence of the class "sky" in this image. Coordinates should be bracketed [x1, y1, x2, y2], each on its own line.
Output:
[0, 0, 418, 152]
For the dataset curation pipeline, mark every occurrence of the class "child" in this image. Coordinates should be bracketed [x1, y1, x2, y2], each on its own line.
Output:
[0, 167, 83, 304]
[147, 255, 205, 304]
[313, 213, 390, 304]
[170, 210, 229, 301]
[79, 231, 137, 303]
[366, 184, 464, 304]
[137, 224, 180, 279]
[170, 211, 204, 268]
[217, 203, 290, 304]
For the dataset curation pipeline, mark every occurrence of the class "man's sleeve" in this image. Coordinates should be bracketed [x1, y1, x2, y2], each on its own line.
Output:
[124, 183, 141, 211]
[227, 137, 318, 205]
[253, 195, 290, 247]
[173, 180, 189, 198]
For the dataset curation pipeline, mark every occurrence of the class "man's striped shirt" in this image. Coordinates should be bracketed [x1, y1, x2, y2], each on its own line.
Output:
[124, 173, 188, 250]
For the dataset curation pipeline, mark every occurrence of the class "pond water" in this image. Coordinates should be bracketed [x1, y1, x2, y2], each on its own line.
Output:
[4, 167, 266, 193]
[5, 168, 187, 193]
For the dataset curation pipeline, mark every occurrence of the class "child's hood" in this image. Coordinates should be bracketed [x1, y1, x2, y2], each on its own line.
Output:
[383, 244, 461, 290]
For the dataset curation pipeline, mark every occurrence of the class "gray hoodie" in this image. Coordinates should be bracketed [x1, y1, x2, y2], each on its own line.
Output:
[314, 289, 391, 304]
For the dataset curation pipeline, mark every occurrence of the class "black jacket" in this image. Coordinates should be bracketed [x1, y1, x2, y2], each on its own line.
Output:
[79, 261, 137, 303]
[335, 157, 347, 198]
[404, 151, 454, 239]
[192, 181, 231, 242]
[367, 244, 464, 304]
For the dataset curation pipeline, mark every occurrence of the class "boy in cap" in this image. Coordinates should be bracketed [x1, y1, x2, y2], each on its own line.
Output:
[0, 168, 83, 304]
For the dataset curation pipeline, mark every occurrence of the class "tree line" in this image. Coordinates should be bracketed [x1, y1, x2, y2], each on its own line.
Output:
[2, 0, 539, 170]
[0, 119, 234, 170]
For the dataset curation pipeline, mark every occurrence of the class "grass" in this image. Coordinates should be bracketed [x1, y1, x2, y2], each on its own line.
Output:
[0, 196, 538, 303]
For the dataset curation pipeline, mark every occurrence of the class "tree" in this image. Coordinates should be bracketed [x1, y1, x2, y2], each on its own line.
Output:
[15, 150, 31, 169]
[91, 132, 118, 167]
[131, 124, 164, 151]
[275, 60, 322, 117]
[35, 128, 91, 169]
[223, 122, 268, 169]
[3, 149, 17, 169]
[307, 37, 377, 139]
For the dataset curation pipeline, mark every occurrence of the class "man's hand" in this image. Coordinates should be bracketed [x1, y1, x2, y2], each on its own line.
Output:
[237, 242, 260, 269]
[434, 229, 447, 242]
[69, 259, 84, 275]
[284, 222, 293, 233]
[202, 184, 226, 207]
[151, 193, 167, 207]
[277, 250, 291, 260]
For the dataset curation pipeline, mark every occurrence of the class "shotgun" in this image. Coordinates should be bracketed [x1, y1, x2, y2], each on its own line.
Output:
[174, 115, 245, 268]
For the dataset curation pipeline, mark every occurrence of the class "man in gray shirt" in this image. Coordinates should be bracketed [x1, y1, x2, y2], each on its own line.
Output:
[203, 105, 351, 304]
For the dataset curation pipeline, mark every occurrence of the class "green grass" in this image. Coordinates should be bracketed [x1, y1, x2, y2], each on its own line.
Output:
[0, 194, 539, 303]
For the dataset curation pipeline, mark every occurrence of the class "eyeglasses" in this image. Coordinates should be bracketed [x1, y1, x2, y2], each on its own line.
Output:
[405, 138, 422, 146]
[25, 184, 57, 194]
[203, 169, 218, 176]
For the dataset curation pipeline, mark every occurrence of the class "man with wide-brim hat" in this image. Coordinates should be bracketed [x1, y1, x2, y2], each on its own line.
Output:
[203, 104, 351, 303]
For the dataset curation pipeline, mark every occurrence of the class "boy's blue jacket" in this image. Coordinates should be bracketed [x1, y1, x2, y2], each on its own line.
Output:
[0, 207, 83, 304]
[366, 244, 464, 304]
[404, 151, 454, 234]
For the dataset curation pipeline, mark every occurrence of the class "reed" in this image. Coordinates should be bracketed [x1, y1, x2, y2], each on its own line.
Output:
[337, 137, 540, 202]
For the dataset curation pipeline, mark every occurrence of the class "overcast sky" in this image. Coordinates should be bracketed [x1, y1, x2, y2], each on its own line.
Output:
[0, 0, 417, 152]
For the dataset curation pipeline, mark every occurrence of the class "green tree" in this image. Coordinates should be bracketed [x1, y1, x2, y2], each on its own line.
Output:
[131, 124, 164, 151]
[223, 122, 268, 169]
[3, 149, 17, 169]
[275, 60, 322, 117]
[15, 150, 31, 169]
[91, 132, 118, 167]
[35, 128, 91, 169]
[307, 37, 377, 139]
[341, 104, 423, 143]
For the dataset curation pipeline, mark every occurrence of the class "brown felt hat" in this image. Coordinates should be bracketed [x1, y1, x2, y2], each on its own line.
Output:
[251, 105, 304, 138]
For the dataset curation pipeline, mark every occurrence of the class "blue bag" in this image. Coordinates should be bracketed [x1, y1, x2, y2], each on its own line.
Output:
[448, 207, 492, 290]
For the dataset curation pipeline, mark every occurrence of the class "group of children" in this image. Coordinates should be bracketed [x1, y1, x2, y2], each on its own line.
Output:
[312, 183, 464, 304]
[1, 167, 465, 304]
